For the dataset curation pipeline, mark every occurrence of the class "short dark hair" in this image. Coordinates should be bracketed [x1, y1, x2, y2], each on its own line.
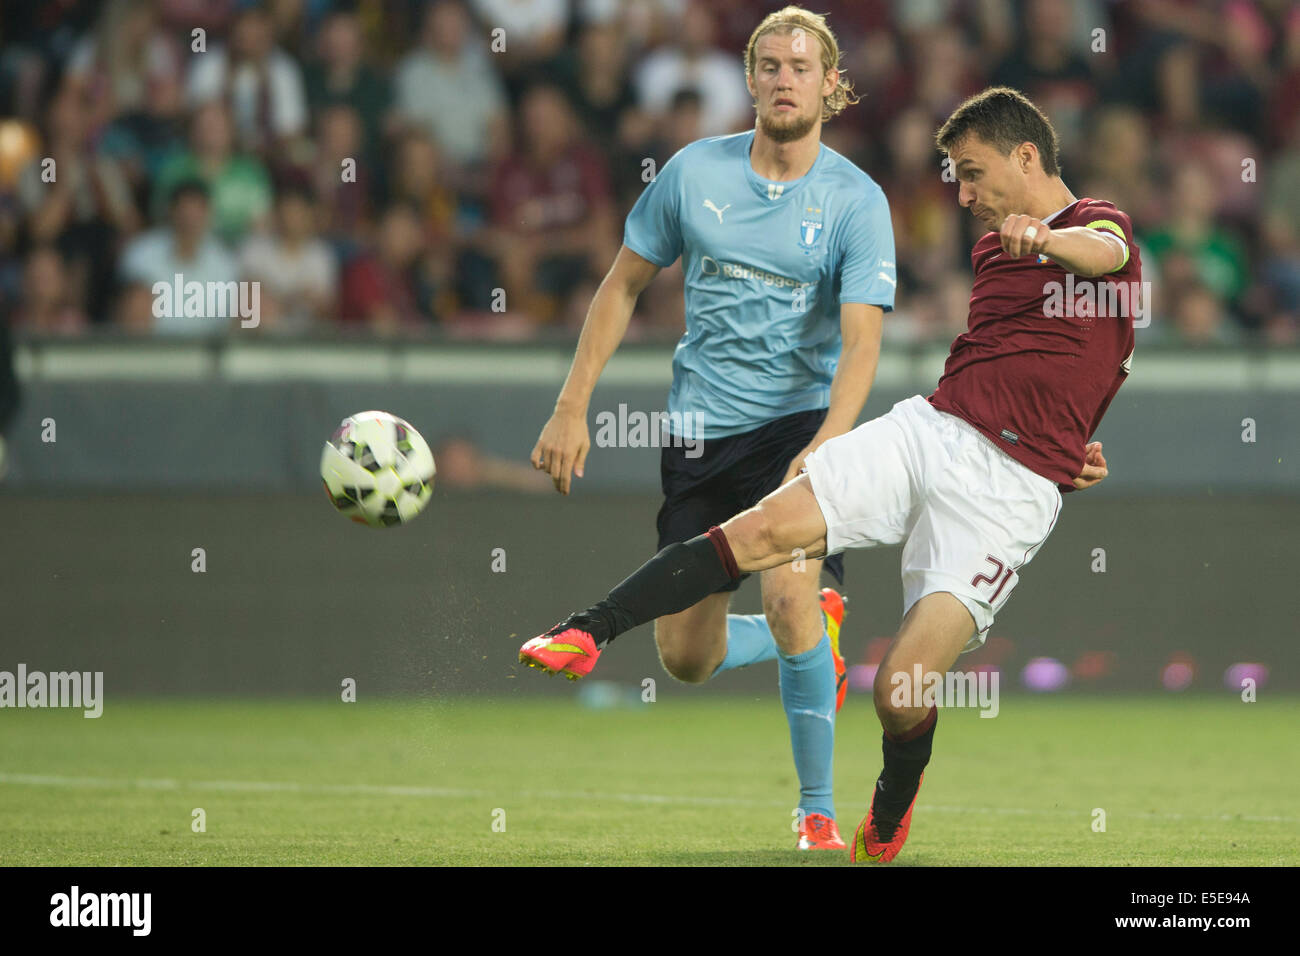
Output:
[275, 178, 316, 206]
[167, 177, 210, 207]
[670, 87, 703, 111]
[935, 86, 1061, 177]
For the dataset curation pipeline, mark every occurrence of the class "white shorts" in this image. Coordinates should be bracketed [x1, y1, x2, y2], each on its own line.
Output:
[803, 395, 1062, 652]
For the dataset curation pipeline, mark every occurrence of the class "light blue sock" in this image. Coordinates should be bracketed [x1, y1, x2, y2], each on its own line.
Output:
[713, 613, 780, 674]
[778, 631, 836, 819]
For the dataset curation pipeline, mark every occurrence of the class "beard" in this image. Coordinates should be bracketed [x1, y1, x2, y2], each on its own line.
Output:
[757, 107, 818, 144]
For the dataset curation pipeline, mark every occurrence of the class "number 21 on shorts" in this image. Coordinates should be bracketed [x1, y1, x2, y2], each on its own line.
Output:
[971, 554, 1015, 604]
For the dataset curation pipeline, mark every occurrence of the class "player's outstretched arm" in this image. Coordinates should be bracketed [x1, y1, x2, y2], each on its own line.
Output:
[1000, 214, 1126, 278]
[531, 246, 661, 494]
[1071, 441, 1109, 490]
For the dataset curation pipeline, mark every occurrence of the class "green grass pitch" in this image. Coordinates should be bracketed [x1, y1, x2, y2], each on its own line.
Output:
[1, 695, 1296, 866]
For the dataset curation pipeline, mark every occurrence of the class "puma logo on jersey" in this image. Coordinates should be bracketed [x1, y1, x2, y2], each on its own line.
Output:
[703, 199, 731, 223]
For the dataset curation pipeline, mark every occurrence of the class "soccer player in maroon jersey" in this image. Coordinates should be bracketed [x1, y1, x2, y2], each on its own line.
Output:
[519, 86, 1135, 861]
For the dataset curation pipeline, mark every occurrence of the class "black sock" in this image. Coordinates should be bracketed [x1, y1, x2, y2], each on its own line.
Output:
[562, 527, 740, 647]
[873, 705, 937, 840]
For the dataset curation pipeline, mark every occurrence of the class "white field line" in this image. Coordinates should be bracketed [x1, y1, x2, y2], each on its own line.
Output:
[0, 772, 1294, 824]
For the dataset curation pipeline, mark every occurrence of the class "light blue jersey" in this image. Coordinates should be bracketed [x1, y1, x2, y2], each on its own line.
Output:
[624, 130, 896, 439]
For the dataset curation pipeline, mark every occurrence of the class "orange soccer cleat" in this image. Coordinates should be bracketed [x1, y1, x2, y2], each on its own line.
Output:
[797, 811, 846, 851]
[851, 772, 923, 863]
[519, 623, 601, 680]
[819, 587, 848, 712]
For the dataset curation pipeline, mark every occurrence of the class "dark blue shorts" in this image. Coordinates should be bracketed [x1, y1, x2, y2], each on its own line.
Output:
[656, 407, 846, 593]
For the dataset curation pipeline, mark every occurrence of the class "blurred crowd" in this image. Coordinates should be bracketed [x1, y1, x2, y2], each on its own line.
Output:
[1, 0, 1298, 346]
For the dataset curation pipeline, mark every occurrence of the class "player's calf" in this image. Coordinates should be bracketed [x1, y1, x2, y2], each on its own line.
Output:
[854, 594, 973, 860]
[872, 592, 977, 734]
[760, 584, 823, 657]
[519, 483, 828, 662]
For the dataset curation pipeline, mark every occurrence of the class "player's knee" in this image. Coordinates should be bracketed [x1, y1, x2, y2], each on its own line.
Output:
[655, 623, 718, 684]
[760, 588, 796, 627]
[657, 644, 714, 684]
[729, 506, 780, 567]
[873, 661, 923, 734]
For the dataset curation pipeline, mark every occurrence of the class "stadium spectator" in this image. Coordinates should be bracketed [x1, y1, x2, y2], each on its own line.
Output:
[339, 204, 426, 330]
[1113, 0, 1277, 135]
[614, 87, 704, 209]
[0, 0, 1293, 345]
[389, 131, 491, 315]
[590, 0, 688, 50]
[488, 82, 616, 323]
[468, 0, 570, 85]
[8, 246, 89, 335]
[879, 105, 965, 339]
[63, 0, 185, 133]
[905, 24, 980, 128]
[116, 178, 240, 334]
[1268, 5, 1300, 149]
[634, 5, 751, 137]
[15, 86, 139, 324]
[1083, 106, 1161, 226]
[990, 0, 1099, 151]
[1140, 160, 1250, 315]
[1257, 122, 1300, 343]
[260, 0, 327, 60]
[155, 0, 237, 37]
[238, 182, 337, 334]
[0, 203, 20, 308]
[697, 0, 888, 61]
[393, 0, 510, 176]
[390, 133, 459, 252]
[99, 65, 189, 212]
[1162, 281, 1245, 346]
[303, 10, 395, 161]
[0, 4, 97, 121]
[837, 27, 909, 145]
[659, 87, 705, 155]
[885, 269, 973, 348]
[186, 5, 309, 154]
[890, 0, 961, 35]
[554, 19, 638, 143]
[152, 101, 272, 244]
[0, 293, 16, 478]
[1201, 0, 1274, 136]
[307, 104, 378, 256]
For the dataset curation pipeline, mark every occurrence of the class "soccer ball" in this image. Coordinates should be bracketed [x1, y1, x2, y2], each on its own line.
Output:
[320, 411, 436, 528]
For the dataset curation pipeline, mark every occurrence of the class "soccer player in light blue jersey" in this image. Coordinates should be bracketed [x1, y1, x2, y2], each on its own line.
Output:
[529, 6, 896, 850]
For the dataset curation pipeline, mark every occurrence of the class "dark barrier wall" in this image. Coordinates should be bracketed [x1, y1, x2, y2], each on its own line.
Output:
[1, 492, 1295, 695]
[3, 342, 1300, 494]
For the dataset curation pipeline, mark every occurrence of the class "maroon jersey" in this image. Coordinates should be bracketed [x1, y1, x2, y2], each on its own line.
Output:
[928, 198, 1139, 492]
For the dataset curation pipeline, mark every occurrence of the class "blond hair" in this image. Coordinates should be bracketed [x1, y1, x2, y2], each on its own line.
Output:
[744, 6, 858, 122]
